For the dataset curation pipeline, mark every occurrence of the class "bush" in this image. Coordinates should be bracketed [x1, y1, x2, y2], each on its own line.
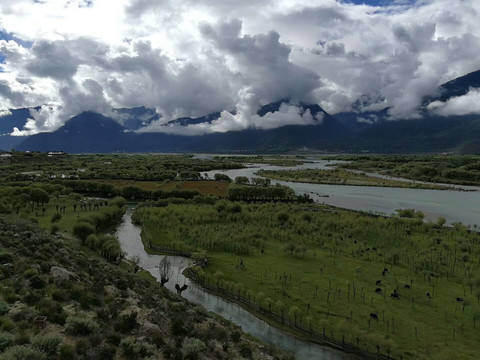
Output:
[72, 222, 95, 244]
[0, 302, 9, 316]
[0, 345, 46, 360]
[59, 343, 76, 360]
[114, 312, 138, 334]
[181, 337, 206, 359]
[0, 332, 14, 352]
[31, 335, 61, 355]
[65, 317, 100, 336]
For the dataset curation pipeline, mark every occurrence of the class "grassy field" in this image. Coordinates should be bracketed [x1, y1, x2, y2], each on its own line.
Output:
[329, 154, 480, 186]
[134, 201, 480, 359]
[93, 179, 230, 197]
[257, 168, 457, 190]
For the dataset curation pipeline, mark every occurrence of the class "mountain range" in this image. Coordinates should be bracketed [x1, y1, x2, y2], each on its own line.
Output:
[3, 70, 480, 154]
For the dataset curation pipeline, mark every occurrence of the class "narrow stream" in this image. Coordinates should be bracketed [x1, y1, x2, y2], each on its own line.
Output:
[116, 209, 357, 360]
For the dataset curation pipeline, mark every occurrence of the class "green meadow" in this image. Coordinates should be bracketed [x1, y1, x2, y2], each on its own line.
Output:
[134, 201, 480, 359]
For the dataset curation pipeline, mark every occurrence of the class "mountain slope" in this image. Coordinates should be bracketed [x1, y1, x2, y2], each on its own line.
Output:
[16, 103, 350, 153]
[0, 108, 34, 150]
[16, 112, 133, 153]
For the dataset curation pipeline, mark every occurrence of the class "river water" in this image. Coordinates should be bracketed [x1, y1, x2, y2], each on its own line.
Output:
[204, 159, 480, 226]
[116, 209, 356, 360]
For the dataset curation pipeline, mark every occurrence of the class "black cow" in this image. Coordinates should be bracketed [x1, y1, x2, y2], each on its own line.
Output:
[376, 280, 382, 286]
[375, 288, 382, 294]
[370, 313, 378, 320]
[404, 284, 411, 289]
[426, 292, 431, 298]
[390, 293, 399, 299]
[456, 297, 464, 302]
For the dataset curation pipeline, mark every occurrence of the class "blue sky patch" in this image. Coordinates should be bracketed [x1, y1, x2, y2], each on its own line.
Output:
[0, 30, 33, 48]
[343, 0, 416, 6]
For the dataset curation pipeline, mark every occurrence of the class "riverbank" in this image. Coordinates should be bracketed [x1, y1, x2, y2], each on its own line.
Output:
[182, 267, 393, 360]
[256, 169, 465, 190]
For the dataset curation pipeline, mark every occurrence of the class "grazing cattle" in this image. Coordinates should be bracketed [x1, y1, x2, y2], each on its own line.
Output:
[456, 297, 464, 302]
[383, 267, 389, 273]
[372, 247, 377, 251]
[375, 288, 382, 294]
[390, 293, 399, 299]
[370, 313, 378, 320]
[404, 284, 411, 289]
[426, 292, 431, 298]
[376, 280, 382, 286]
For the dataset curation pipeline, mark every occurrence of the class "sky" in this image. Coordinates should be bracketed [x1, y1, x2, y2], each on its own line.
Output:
[0, 0, 480, 135]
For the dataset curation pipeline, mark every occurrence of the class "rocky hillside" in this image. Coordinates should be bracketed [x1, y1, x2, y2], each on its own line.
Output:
[0, 215, 292, 360]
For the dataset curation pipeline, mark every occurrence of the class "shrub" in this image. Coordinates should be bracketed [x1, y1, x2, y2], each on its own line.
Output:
[65, 317, 100, 336]
[0, 332, 14, 352]
[0, 302, 9, 316]
[114, 312, 138, 334]
[181, 337, 206, 359]
[59, 343, 76, 360]
[31, 335, 61, 355]
[0, 345, 46, 360]
[98, 343, 116, 360]
[72, 222, 95, 244]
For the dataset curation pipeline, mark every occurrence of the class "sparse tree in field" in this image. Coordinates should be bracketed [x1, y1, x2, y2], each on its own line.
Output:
[284, 242, 295, 255]
[437, 216, 447, 227]
[158, 257, 172, 287]
[214, 271, 224, 287]
[288, 306, 300, 325]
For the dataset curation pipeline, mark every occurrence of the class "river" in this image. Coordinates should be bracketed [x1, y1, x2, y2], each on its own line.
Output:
[116, 209, 356, 360]
[204, 159, 480, 226]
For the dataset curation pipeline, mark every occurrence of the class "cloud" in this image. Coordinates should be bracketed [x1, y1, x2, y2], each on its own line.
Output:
[138, 102, 322, 135]
[0, 0, 480, 135]
[427, 89, 480, 117]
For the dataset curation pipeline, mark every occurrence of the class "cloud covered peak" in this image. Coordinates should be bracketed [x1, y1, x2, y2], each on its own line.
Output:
[1, 0, 480, 135]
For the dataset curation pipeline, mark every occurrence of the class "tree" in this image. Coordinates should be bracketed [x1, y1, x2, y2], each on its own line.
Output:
[288, 306, 300, 325]
[158, 257, 172, 287]
[234, 176, 249, 185]
[73, 222, 95, 244]
[437, 216, 447, 227]
[214, 173, 232, 183]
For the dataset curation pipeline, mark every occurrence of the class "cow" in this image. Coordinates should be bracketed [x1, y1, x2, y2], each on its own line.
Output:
[375, 288, 382, 294]
[390, 293, 399, 299]
[404, 284, 411, 289]
[456, 297, 464, 302]
[426, 292, 431, 298]
[376, 280, 382, 286]
[370, 313, 378, 320]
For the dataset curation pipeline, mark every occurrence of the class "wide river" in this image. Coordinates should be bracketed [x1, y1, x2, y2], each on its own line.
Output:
[117, 157, 479, 359]
[204, 158, 480, 226]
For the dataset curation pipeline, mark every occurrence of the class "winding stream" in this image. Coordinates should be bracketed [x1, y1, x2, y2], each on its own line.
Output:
[116, 209, 356, 360]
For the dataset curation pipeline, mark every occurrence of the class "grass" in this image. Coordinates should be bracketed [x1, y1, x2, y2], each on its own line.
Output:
[135, 201, 480, 359]
[93, 179, 230, 197]
[257, 168, 457, 190]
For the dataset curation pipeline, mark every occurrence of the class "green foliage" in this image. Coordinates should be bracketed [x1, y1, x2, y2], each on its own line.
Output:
[65, 317, 100, 336]
[137, 201, 480, 359]
[72, 222, 95, 243]
[0, 345, 47, 360]
[0, 332, 14, 352]
[31, 335, 61, 355]
[181, 337, 206, 359]
[59, 343, 76, 360]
